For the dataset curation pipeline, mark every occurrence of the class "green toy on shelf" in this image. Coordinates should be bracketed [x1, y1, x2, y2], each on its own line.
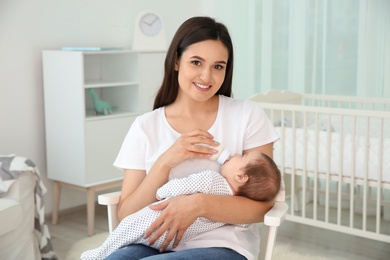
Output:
[87, 88, 118, 115]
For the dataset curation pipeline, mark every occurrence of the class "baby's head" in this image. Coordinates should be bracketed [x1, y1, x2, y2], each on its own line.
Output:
[220, 151, 281, 202]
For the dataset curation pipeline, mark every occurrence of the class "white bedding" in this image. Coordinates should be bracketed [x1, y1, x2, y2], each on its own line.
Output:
[273, 127, 390, 183]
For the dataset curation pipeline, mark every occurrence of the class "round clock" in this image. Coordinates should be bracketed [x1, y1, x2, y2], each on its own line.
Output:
[139, 13, 162, 37]
[132, 11, 166, 51]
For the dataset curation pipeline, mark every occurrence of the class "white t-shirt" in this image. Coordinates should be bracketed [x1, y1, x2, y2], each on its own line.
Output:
[114, 95, 279, 260]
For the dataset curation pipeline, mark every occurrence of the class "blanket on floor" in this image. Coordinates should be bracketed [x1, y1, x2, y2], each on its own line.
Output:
[0, 154, 57, 260]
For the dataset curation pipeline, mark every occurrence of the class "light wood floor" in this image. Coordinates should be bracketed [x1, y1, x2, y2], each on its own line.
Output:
[47, 204, 390, 260]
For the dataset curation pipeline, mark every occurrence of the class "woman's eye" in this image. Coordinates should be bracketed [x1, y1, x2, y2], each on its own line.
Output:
[191, 60, 201, 66]
[214, 65, 224, 70]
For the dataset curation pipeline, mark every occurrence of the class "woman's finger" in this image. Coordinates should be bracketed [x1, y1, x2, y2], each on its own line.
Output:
[159, 228, 178, 252]
[147, 220, 171, 246]
[172, 231, 184, 248]
[144, 214, 164, 239]
[181, 129, 214, 139]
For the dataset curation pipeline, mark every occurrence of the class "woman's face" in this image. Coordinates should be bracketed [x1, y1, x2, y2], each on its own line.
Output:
[175, 40, 228, 102]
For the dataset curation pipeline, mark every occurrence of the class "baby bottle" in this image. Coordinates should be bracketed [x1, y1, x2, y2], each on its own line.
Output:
[209, 144, 231, 165]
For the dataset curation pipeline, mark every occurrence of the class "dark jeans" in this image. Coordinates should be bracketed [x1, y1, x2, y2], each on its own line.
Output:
[104, 244, 247, 260]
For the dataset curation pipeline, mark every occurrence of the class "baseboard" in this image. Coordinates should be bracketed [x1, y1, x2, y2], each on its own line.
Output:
[45, 202, 106, 221]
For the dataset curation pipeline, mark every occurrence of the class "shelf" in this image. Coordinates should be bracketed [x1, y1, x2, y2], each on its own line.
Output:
[82, 50, 133, 55]
[84, 81, 138, 88]
[85, 109, 141, 121]
[83, 52, 139, 84]
[84, 85, 139, 118]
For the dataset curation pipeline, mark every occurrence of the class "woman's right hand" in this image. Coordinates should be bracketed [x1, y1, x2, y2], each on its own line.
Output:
[144, 194, 201, 251]
[157, 129, 219, 169]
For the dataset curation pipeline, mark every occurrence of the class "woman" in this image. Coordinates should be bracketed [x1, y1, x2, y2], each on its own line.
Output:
[109, 16, 279, 260]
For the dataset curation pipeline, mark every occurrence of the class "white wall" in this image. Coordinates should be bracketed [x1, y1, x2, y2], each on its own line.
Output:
[0, 0, 252, 213]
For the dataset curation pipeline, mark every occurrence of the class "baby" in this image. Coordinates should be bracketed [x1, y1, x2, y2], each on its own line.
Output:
[81, 151, 281, 260]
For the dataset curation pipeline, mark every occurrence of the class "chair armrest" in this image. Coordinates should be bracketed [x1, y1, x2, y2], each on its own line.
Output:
[260, 201, 288, 260]
[98, 191, 121, 233]
[98, 191, 121, 206]
[263, 201, 288, 227]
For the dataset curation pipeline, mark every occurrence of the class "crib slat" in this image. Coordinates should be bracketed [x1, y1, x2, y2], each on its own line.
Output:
[280, 110, 291, 214]
[313, 112, 319, 221]
[302, 111, 307, 218]
[325, 113, 331, 224]
[349, 116, 357, 229]
[337, 114, 343, 226]
[362, 117, 370, 231]
[375, 118, 384, 234]
[291, 111, 300, 216]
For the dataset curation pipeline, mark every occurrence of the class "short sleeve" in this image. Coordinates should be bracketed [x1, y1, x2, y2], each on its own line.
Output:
[113, 117, 147, 171]
[243, 100, 279, 151]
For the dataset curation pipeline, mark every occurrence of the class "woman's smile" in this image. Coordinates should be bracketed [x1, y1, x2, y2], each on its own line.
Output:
[194, 82, 211, 90]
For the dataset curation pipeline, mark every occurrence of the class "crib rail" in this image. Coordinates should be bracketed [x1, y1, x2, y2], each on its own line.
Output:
[254, 98, 390, 243]
[250, 90, 390, 111]
[300, 93, 390, 111]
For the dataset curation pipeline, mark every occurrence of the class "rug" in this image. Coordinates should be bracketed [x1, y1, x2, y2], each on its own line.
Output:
[65, 232, 331, 260]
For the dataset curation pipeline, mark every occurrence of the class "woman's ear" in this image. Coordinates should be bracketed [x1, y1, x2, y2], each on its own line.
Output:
[235, 173, 249, 184]
[174, 54, 179, 71]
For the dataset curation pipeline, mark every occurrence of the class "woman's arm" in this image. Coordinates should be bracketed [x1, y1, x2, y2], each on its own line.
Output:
[197, 193, 273, 223]
[145, 188, 273, 251]
[145, 142, 276, 250]
[245, 142, 274, 159]
[117, 162, 170, 220]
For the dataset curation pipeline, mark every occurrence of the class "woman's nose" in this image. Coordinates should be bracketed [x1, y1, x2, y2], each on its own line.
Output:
[200, 67, 211, 82]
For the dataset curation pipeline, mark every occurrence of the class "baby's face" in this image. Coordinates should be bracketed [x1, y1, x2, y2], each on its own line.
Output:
[220, 151, 263, 180]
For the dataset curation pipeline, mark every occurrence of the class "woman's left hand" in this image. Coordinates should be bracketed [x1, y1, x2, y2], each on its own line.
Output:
[144, 195, 200, 251]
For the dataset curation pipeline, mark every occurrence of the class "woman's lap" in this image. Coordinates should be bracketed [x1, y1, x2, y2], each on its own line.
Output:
[104, 244, 247, 260]
[104, 244, 162, 260]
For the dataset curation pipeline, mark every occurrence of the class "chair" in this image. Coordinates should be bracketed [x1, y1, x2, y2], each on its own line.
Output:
[0, 172, 41, 260]
[98, 178, 288, 260]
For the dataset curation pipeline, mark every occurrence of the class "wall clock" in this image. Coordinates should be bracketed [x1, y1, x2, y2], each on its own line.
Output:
[132, 11, 167, 51]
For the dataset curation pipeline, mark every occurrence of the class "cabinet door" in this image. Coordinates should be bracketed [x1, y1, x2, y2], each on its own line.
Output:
[84, 116, 135, 185]
[43, 51, 86, 185]
[139, 52, 165, 112]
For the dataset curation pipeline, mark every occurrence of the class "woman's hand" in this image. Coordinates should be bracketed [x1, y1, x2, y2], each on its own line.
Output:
[157, 129, 219, 169]
[144, 195, 200, 252]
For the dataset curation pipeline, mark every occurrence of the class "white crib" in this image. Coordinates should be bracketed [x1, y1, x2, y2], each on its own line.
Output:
[250, 90, 390, 243]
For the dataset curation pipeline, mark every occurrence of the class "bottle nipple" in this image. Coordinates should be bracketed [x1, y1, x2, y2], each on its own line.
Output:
[210, 144, 231, 164]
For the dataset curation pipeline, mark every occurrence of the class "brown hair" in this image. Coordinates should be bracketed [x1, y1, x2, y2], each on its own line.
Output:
[236, 153, 281, 202]
[153, 16, 234, 110]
